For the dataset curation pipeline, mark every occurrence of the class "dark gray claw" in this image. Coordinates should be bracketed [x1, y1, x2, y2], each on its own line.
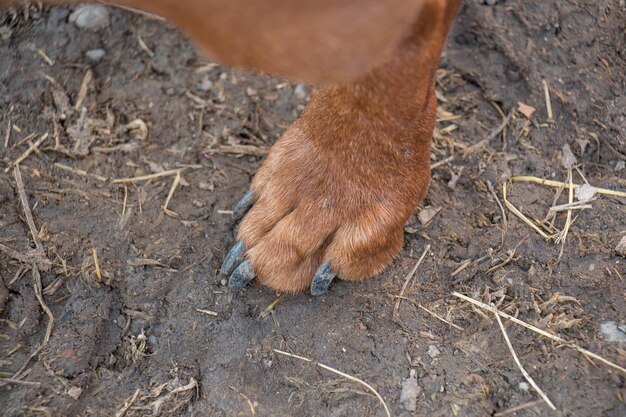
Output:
[232, 190, 255, 220]
[310, 261, 336, 296]
[221, 240, 245, 276]
[229, 260, 255, 288]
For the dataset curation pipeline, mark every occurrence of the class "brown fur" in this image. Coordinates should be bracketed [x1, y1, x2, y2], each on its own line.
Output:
[2, 0, 460, 292]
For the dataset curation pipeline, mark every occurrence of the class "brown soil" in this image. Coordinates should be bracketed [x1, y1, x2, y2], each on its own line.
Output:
[1, 1, 625, 416]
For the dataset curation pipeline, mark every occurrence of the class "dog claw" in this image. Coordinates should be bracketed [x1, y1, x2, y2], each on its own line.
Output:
[232, 190, 255, 220]
[221, 240, 246, 276]
[229, 260, 255, 288]
[310, 261, 336, 295]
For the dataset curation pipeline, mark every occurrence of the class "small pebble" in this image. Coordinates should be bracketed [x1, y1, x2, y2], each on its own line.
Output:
[70, 5, 110, 31]
[294, 84, 307, 100]
[67, 386, 83, 399]
[197, 76, 213, 92]
[600, 321, 626, 342]
[400, 370, 421, 412]
[220, 278, 228, 286]
[575, 183, 596, 201]
[518, 382, 530, 392]
[616, 236, 626, 256]
[427, 345, 441, 359]
[85, 48, 106, 62]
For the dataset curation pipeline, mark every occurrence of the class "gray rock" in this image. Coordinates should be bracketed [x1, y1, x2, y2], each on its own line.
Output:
[427, 345, 441, 359]
[400, 370, 421, 411]
[294, 84, 307, 100]
[85, 48, 106, 62]
[600, 321, 626, 343]
[70, 5, 110, 31]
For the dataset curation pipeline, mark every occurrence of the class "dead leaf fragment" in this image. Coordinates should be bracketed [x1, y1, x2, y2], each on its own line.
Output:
[418, 207, 440, 225]
[517, 101, 536, 119]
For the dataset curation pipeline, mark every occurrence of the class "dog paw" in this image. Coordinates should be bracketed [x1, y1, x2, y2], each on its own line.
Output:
[221, 85, 435, 294]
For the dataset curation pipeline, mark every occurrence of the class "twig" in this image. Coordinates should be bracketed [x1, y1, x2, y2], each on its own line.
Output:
[229, 386, 256, 415]
[431, 155, 454, 170]
[209, 144, 270, 157]
[5, 133, 49, 173]
[14, 166, 45, 254]
[452, 292, 626, 375]
[491, 303, 556, 410]
[0, 243, 51, 268]
[0, 377, 41, 386]
[101, 2, 166, 21]
[32, 265, 54, 345]
[417, 304, 464, 331]
[465, 110, 514, 155]
[273, 349, 391, 417]
[393, 244, 431, 318]
[502, 181, 553, 240]
[74, 70, 93, 110]
[494, 400, 545, 416]
[114, 388, 141, 417]
[549, 200, 594, 212]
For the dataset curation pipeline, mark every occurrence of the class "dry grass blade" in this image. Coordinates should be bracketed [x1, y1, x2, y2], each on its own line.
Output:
[196, 308, 218, 317]
[511, 176, 626, 198]
[92, 248, 102, 283]
[465, 110, 514, 155]
[0, 243, 51, 268]
[3, 120, 10, 148]
[418, 303, 464, 331]
[502, 181, 553, 240]
[5, 133, 49, 173]
[452, 292, 626, 375]
[229, 386, 257, 415]
[431, 155, 454, 169]
[163, 170, 181, 218]
[0, 377, 41, 386]
[394, 244, 431, 318]
[114, 388, 140, 417]
[210, 144, 270, 157]
[111, 169, 182, 184]
[274, 349, 391, 417]
[54, 162, 109, 182]
[494, 400, 545, 416]
[74, 69, 93, 110]
[32, 265, 54, 345]
[490, 303, 557, 410]
[555, 168, 574, 246]
[101, 1, 166, 21]
[549, 199, 594, 212]
[543, 80, 553, 120]
[14, 166, 45, 255]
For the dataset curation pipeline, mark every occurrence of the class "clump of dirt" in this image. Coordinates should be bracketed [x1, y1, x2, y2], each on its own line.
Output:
[1, 1, 625, 416]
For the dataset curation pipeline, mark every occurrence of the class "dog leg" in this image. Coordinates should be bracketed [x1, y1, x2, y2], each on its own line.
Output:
[223, 0, 460, 293]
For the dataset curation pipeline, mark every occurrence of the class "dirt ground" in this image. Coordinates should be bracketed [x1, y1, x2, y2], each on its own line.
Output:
[1, 1, 625, 416]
